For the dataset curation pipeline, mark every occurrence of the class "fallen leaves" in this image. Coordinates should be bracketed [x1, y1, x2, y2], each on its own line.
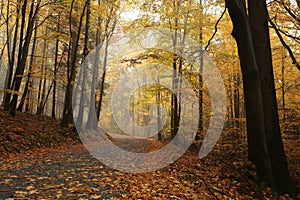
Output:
[0, 110, 298, 199]
[0, 109, 80, 158]
[0, 140, 298, 199]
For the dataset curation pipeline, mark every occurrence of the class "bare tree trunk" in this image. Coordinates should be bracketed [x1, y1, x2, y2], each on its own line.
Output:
[9, 0, 40, 116]
[3, 0, 20, 110]
[197, 0, 204, 140]
[97, 39, 109, 120]
[170, 4, 179, 139]
[233, 69, 240, 130]
[24, 80, 33, 113]
[37, 27, 48, 115]
[18, 18, 38, 111]
[281, 50, 286, 128]
[86, 15, 102, 130]
[225, 0, 274, 186]
[37, 81, 54, 115]
[96, 8, 118, 122]
[61, 0, 87, 127]
[77, 0, 91, 129]
[52, 11, 61, 119]
[156, 73, 162, 141]
[248, 0, 297, 196]
[228, 74, 234, 128]
[36, 65, 43, 113]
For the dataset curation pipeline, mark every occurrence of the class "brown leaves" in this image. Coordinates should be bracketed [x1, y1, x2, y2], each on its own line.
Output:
[0, 140, 298, 199]
[0, 109, 79, 158]
[0, 109, 298, 199]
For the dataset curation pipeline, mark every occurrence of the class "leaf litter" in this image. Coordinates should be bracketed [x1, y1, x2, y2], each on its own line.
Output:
[0, 110, 299, 199]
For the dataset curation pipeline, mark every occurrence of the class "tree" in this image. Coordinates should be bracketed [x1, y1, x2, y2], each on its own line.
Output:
[226, 0, 297, 196]
[61, 0, 87, 127]
[76, 0, 91, 129]
[8, 0, 41, 116]
[52, 8, 61, 119]
[17, 18, 38, 112]
[96, 1, 119, 122]
[36, 26, 49, 115]
[3, 0, 21, 110]
[248, 0, 297, 195]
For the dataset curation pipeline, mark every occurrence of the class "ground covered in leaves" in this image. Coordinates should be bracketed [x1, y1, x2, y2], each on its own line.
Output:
[0, 109, 79, 157]
[0, 110, 299, 199]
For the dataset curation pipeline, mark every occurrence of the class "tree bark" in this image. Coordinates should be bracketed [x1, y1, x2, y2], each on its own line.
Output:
[197, 0, 204, 140]
[96, 8, 117, 122]
[86, 15, 102, 130]
[3, 0, 20, 110]
[233, 69, 240, 129]
[37, 27, 48, 115]
[76, 0, 91, 129]
[170, 1, 179, 139]
[225, 0, 274, 186]
[157, 74, 162, 141]
[17, 18, 38, 111]
[9, 0, 40, 116]
[248, 0, 297, 195]
[61, 0, 87, 127]
[97, 38, 109, 120]
[52, 11, 61, 119]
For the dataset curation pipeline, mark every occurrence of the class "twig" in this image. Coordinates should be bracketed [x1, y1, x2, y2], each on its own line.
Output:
[271, 26, 300, 42]
[269, 19, 300, 71]
[204, 6, 227, 51]
[203, 179, 222, 200]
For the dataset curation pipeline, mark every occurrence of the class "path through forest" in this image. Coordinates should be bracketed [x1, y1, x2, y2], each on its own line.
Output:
[1, 136, 298, 199]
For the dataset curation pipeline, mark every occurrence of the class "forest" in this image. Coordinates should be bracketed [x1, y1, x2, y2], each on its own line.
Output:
[0, 0, 299, 199]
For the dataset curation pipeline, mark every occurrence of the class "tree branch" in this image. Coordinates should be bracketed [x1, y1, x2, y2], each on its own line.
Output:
[274, 0, 300, 22]
[204, 6, 227, 51]
[269, 19, 300, 70]
[276, 27, 300, 42]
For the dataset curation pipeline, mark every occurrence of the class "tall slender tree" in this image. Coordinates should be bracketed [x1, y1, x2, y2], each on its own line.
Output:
[61, 0, 87, 127]
[3, 0, 21, 110]
[9, 0, 41, 116]
[76, 0, 91, 129]
[17, 18, 38, 111]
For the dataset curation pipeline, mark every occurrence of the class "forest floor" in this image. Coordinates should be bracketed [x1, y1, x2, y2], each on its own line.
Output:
[0, 109, 299, 199]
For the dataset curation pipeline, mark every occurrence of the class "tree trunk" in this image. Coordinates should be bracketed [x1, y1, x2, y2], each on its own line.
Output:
[9, 0, 40, 116]
[77, 0, 91, 129]
[52, 11, 61, 119]
[97, 39, 109, 120]
[225, 0, 274, 186]
[197, 0, 204, 140]
[61, 0, 87, 127]
[170, 10, 179, 140]
[228, 74, 234, 128]
[233, 69, 240, 130]
[157, 74, 162, 141]
[96, 10, 117, 122]
[248, 0, 297, 195]
[17, 19, 38, 112]
[281, 50, 286, 127]
[3, 0, 20, 110]
[86, 18, 102, 130]
[37, 27, 48, 115]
